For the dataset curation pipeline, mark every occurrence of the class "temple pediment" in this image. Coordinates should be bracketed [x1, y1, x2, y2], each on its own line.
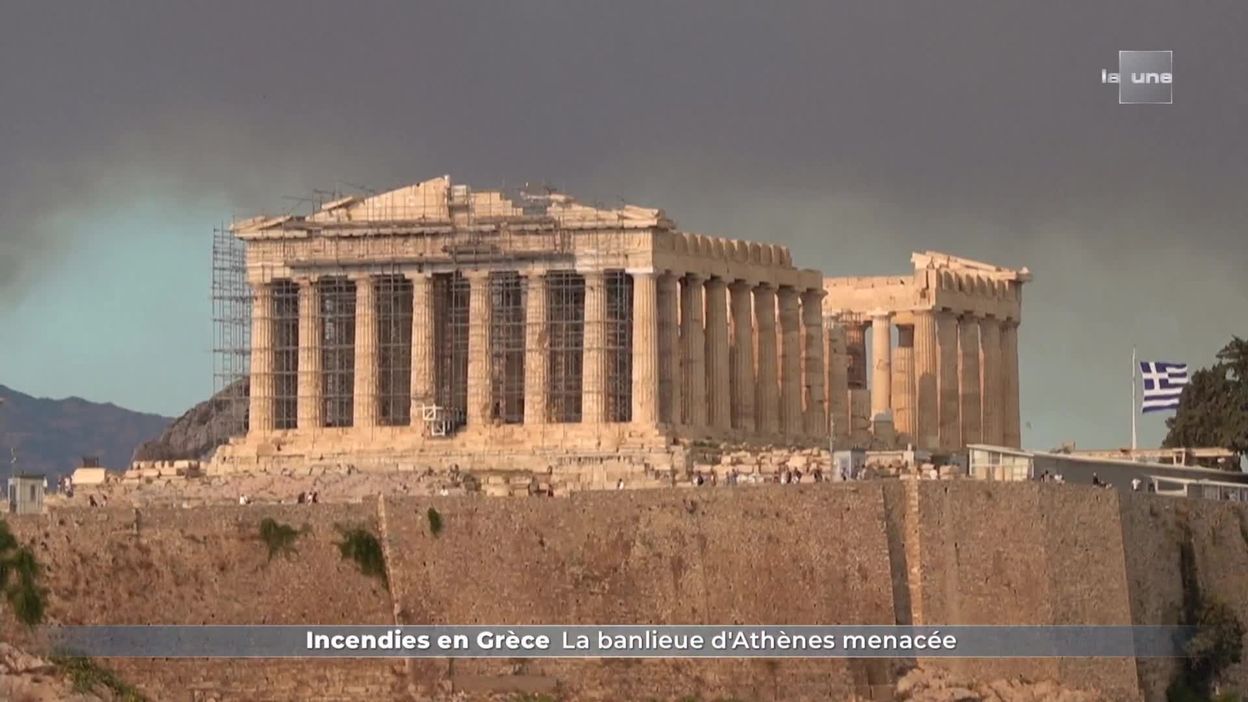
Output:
[911, 251, 1031, 282]
[234, 176, 670, 234]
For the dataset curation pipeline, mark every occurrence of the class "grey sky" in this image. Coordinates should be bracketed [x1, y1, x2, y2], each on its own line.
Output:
[1, 2, 1244, 451]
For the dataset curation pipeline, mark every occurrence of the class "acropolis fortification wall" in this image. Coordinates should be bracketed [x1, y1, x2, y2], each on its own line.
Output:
[3, 482, 1245, 701]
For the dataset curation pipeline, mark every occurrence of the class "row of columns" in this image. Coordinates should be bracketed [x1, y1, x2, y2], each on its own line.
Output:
[665, 273, 824, 439]
[249, 270, 827, 442]
[833, 310, 1021, 450]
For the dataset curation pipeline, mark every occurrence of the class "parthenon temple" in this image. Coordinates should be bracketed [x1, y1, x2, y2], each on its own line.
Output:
[210, 177, 1026, 475]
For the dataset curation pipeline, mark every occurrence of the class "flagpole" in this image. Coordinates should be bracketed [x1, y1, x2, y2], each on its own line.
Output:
[1131, 347, 1138, 451]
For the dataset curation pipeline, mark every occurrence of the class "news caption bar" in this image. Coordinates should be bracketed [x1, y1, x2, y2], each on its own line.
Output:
[50, 626, 1194, 658]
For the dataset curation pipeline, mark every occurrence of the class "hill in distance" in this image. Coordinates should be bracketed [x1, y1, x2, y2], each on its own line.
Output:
[131, 379, 246, 463]
[0, 384, 172, 479]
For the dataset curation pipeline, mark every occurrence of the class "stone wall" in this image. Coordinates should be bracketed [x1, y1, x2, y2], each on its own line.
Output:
[3, 503, 403, 701]
[380, 486, 897, 700]
[907, 482, 1248, 702]
[1118, 494, 1248, 701]
[908, 482, 1139, 697]
[1, 482, 1246, 701]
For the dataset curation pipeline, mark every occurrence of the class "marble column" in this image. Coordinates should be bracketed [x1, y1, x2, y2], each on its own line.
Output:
[979, 317, 1004, 446]
[351, 275, 378, 429]
[825, 322, 850, 443]
[657, 273, 681, 425]
[958, 315, 982, 447]
[936, 310, 960, 450]
[754, 284, 779, 435]
[850, 390, 871, 441]
[465, 271, 492, 428]
[581, 269, 607, 423]
[778, 286, 803, 436]
[631, 270, 660, 427]
[704, 277, 731, 432]
[680, 274, 707, 428]
[409, 274, 435, 419]
[801, 289, 827, 436]
[871, 312, 892, 420]
[523, 271, 548, 426]
[913, 311, 939, 450]
[729, 279, 756, 433]
[1002, 320, 1021, 448]
[248, 282, 275, 433]
[296, 278, 323, 429]
[892, 325, 916, 441]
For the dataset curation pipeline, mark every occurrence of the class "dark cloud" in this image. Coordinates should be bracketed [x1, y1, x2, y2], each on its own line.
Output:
[1, 2, 1244, 447]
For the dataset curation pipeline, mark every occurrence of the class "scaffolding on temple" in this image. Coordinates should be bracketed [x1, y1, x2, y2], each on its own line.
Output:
[488, 271, 525, 424]
[604, 270, 634, 423]
[375, 272, 413, 427]
[211, 225, 251, 444]
[218, 179, 640, 442]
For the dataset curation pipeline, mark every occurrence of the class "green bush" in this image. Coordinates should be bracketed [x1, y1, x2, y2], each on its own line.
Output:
[335, 525, 387, 585]
[53, 656, 147, 701]
[1170, 519, 1245, 699]
[1183, 599, 1245, 696]
[427, 507, 443, 536]
[258, 518, 304, 561]
[0, 519, 46, 626]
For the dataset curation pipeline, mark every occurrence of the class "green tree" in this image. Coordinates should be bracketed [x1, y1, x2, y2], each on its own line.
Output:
[0, 518, 46, 625]
[1164, 337, 1248, 463]
[1185, 599, 1244, 697]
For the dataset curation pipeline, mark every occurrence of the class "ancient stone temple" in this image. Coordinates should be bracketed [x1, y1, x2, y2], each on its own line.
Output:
[822, 252, 1030, 452]
[211, 176, 828, 475]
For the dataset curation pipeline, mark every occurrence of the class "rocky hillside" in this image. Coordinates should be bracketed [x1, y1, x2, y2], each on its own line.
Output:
[131, 379, 246, 462]
[0, 384, 170, 478]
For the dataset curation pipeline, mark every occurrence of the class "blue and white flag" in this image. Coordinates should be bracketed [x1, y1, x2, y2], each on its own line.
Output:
[1139, 361, 1189, 413]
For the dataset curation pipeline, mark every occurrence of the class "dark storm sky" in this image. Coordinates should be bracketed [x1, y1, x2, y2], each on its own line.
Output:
[1, 2, 1244, 450]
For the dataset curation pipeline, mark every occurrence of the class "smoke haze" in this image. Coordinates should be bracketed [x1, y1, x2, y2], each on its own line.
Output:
[1, 2, 1245, 450]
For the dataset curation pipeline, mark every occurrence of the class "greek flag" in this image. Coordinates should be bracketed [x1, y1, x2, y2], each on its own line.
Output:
[1139, 361, 1189, 413]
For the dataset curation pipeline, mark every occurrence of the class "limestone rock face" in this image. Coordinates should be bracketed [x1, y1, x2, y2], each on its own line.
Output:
[133, 379, 247, 462]
[0, 643, 46, 675]
[0, 642, 106, 702]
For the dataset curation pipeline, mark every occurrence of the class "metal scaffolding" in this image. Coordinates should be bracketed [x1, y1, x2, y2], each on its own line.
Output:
[604, 270, 633, 423]
[211, 226, 251, 441]
[489, 271, 526, 424]
[376, 274, 413, 426]
[272, 281, 300, 430]
[432, 271, 470, 430]
[318, 277, 356, 427]
[546, 271, 585, 424]
[219, 182, 640, 440]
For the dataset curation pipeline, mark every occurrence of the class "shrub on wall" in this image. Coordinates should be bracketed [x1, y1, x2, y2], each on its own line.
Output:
[0, 518, 46, 626]
[1174, 599, 1245, 701]
[335, 525, 387, 586]
[258, 518, 305, 561]
[53, 655, 147, 701]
